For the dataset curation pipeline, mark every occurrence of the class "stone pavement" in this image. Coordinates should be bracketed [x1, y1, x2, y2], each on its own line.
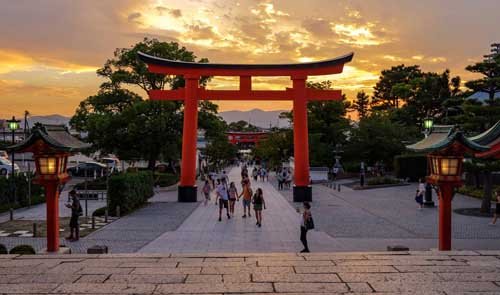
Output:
[139, 168, 337, 253]
[0, 190, 199, 253]
[276, 178, 500, 251]
[1, 251, 500, 294]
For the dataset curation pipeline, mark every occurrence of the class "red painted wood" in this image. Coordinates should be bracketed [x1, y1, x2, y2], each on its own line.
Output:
[45, 182, 59, 252]
[148, 88, 342, 101]
[148, 63, 346, 77]
[438, 185, 454, 251]
[180, 77, 199, 187]
[240, 76, 252, 92]
[292, 77, 310, 187]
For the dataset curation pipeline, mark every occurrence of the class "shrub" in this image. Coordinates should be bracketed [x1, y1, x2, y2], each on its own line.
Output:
[0, 244, 7, 254]
[9, 244, 36, 255]
[0, 174, 44, 213]
[154, 173, 178, 187]
[367, 176, 401, 186]
[92, 206, 107, 217]
[394, 154, 427, 182]
[107, 171, 154, 216]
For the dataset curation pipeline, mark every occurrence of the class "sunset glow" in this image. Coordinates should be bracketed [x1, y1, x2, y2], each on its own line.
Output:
[0, 0, 499, 117]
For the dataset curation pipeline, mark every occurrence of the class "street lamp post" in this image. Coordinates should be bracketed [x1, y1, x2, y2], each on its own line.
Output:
[6, 116, 20, 204]
[423, 117, 434, 137]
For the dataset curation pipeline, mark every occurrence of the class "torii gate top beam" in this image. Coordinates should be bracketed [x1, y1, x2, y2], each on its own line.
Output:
[138, 52, 354, 77]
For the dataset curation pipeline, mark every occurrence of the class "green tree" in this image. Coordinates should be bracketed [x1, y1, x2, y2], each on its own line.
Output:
[346, 114, 413, 168]
[252, 130, 293, 169]
[203, 134, 238, 171]
[227, 120, 260, 132]
[351, 91, 370, 119]
[371, 65, 422, 110]
[465, 43, 500, 103]
[71, 39, 225, 170]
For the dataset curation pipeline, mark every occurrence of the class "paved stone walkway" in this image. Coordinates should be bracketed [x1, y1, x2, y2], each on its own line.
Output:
[276, 178, 500, 251]
[0, 190, 199, 253]
[140, 167, 337, 253]
[1, 251, 500, 294]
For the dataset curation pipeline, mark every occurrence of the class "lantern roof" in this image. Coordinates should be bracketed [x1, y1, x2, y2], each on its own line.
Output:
[469, 120, 500, 146]
[7, 123, 91, 153]
[406, 125, 488, 153]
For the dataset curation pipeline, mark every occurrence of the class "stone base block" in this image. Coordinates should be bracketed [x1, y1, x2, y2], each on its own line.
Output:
[178, 185, 198, 202]
[87, 245, 108, 254]
[293, 185, 312, 202]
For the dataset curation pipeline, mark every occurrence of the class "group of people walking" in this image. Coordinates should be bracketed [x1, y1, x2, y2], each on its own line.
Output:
[202, 165, 314, 252]
[202, 166, 267, 227]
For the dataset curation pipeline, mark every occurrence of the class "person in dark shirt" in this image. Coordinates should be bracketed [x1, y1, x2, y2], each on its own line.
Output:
[65, 189, 81, 241]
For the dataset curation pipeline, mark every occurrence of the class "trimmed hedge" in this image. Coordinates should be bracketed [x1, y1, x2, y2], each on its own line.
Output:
[0, 244, 7, 254]
[108, 171, 154, 216]
[394, 154, 427, 182]
[9, 244, 36, 255]
[367, 176, 401, 186]
[0, 174, 44, 213]
[154, 173, 178, 187]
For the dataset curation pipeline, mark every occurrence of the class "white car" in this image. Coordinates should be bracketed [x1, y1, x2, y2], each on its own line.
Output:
[0, 157, 20, 175]
[0, 150, 8, 159]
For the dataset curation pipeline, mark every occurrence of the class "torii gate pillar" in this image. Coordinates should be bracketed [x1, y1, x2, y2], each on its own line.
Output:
[178, 75, 200, 202]
[292, 76, 311, 202]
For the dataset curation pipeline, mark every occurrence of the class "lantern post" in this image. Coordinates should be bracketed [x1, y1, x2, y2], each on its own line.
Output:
[407, 125, 488, 251]
[8, 124, 90, 253]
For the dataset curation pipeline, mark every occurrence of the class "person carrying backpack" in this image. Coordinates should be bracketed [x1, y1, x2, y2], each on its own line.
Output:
[300, 202, 314, 253]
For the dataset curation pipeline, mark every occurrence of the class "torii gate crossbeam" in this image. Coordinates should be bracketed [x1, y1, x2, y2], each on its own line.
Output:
[138, 52, 354, 202]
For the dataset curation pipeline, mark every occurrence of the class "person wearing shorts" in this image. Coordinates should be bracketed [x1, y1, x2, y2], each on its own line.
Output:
[216, 180, 230, 222]
[252, 188, 266, 227]
[239, 179, 252, 218]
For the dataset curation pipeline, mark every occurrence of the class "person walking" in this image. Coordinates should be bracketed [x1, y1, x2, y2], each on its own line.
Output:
[228, 182, 238, 216]
[300, 202, 313, 253]
[490, 190, 500, 225]
[216, 180, 230, 222]
[252, 167, 258, 181]
[65, 190, 82, 241]
[202, 180, 211, 206]
[252, 188, 266, 227]
[239, 179, 253, 218]
[416, 178, 425, 209]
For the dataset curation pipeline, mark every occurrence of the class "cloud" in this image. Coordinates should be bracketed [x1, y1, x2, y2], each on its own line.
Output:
[302, 18, 332, 38]
[333, 23, 388, 47]
[156, 6, 182, 18]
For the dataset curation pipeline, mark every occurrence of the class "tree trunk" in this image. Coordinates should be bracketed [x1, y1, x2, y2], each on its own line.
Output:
[147, 155, 157, 171]
[480, 171, 492, 213]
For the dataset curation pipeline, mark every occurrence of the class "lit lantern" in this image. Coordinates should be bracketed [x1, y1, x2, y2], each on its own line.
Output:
[407, 125, 487, 251]
[423, 117, 434, 131]
[8, 124, 90, 252]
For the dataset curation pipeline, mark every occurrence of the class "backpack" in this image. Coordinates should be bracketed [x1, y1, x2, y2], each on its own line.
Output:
[305, 215, 315, 230]
[77, 204, 83, 216]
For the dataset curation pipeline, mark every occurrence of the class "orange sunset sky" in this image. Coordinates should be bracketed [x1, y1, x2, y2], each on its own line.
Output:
[0, 0, 499, 118]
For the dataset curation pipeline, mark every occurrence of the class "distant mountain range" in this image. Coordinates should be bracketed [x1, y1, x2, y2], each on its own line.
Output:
[2, 109, 290, 129]
[219, 109, 290, 128]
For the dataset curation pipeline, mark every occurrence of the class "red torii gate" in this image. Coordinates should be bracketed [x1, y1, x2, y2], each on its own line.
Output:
[138, 52, 354, 202]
